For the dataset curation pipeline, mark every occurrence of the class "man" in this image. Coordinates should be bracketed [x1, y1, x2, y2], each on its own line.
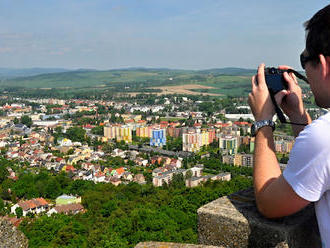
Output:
[248, 5, 330, 247]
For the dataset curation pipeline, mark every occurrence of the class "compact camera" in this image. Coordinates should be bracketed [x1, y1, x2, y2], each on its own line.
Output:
[264, 67, 288, 95]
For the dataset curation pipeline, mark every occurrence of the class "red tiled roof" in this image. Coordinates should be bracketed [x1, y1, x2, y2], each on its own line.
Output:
[234, 121, 251, 126]
[54, 203, 84, 214]
[18, 198, 48, 211]
[56, 157, 63, 162]
[116, 167, 125, 175]
[66, 165, 76, 172]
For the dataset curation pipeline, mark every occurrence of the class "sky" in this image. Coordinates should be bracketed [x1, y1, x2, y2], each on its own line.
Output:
[0, 0, 328, 70]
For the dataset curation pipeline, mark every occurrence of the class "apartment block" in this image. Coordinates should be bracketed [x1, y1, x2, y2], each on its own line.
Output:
[219, 135, 238, 154]
[150, 128, 166, 147]
[182, 129, 202, 152]
[104, 124, 132, 143]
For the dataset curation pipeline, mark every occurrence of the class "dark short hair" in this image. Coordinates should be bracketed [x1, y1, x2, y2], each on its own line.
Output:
[305, 5, 330, 64]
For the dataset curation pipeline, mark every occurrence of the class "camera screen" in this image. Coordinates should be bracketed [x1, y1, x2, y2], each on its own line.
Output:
[265, 74, 286, 94]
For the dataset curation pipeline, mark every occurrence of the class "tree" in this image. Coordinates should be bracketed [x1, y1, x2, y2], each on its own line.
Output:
[55, 126, 63, 134]
[91, 126, 104, 136]
[170, 173, 185, 188]
[0, 198, 5, 215]
[66, 127, 86, 143]
[15, 207, 23, 218]
[185, 170, 193, 180]
[0, 166, 9, 184]
[21, 115, 33, 127]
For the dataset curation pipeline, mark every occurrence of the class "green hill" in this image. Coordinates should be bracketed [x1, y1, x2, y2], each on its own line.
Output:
[0, 67, 309, 97]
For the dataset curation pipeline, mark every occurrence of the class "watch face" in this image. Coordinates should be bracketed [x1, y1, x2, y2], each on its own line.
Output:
[251, 124, 256, 136]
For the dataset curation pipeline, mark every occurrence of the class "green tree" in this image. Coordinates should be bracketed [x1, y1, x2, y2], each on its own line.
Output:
[0, 198, 5, 215]
[66, 127, 86, 143]
[0, 166, 9, 184]
[15, 207, 23, 218]
[21, 115, 33, 127]
[170, 173, 185, 188]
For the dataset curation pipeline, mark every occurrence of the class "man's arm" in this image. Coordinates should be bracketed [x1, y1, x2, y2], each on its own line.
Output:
[249, 64, 310, 218]
[253, 126, 310, 218]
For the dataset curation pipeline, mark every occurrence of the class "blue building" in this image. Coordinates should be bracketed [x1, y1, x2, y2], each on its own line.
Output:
[150, 128, 166, 147]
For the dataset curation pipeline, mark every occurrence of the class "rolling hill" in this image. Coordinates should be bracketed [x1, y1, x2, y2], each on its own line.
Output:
[0, 67, 308, 97]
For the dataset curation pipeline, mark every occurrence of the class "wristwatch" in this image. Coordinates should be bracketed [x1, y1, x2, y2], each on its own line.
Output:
[251, 120, 275, 137]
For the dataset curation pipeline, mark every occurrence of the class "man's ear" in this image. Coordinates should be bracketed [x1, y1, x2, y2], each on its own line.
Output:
[319, 54, 330, 79]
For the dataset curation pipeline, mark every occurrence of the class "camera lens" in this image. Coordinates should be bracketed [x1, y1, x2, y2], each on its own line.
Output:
[270, 68, 276, 74]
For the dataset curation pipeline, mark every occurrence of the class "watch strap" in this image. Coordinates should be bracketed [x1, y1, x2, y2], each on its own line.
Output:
[252, 120, 275, 136]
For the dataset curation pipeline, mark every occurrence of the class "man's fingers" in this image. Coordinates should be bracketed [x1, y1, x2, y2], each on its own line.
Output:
[283, 72, 297, 91]
[289, 72, 298, 84]
[275, 90, 288, 106]
[257, 63, 266, 88]
[251, 75, 257, 90]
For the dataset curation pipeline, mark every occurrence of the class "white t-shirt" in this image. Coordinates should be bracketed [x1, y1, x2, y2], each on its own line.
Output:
[283, 112, 330, 248]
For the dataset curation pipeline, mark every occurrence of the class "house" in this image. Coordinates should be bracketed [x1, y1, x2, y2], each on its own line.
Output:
[133, 174, 146, 184]
[185, 172, 231, 188]
[135, 157, 148, 166]
[11, 198, 49, 217]
[47, 203, 84, 216]
[152, 169, 188, 187]
[111, 167, 125, 178]
[122, 171, 133, 181]
[82, 170, 93, 181]
[111, 148, 126, 158]
[58, 138, 73, 147]
[185, 176, 205, 187]
[190, 165, 203, 177]
[93, 171, 106, 183]
[56, 194, 81, 205]
[109, 177, 122, 186]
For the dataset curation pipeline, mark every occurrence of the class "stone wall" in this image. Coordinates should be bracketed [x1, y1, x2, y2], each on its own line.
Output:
[135, 242, 223, 248]
[0, 218, 28, 248]
[198, 188, 321, 248]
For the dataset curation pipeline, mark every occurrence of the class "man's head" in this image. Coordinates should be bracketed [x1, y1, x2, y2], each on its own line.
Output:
[302, 5, 330, 107]
[304, 5, 330, 67]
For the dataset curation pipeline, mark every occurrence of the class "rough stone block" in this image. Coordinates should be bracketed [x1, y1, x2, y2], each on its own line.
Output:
[135, 242, 224, 248]
[0, 218, 28, 248]
[198, 188, 321, 248]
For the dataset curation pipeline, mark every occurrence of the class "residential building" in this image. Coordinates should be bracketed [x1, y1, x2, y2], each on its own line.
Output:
[234, 153, 254, 167]
[11, 198, 49, 217]
[47, 203, 84, 216]
[182, 129, 201, 153]
[150, 128, 166, 147]
[219, 135, 238, 155]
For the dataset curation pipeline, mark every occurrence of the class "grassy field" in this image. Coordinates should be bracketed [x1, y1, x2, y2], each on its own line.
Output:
[0, 67, 309, 98]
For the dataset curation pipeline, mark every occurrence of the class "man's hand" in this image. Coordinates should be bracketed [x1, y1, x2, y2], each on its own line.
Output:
[274, 65, 308, 122]
[248, 64, 275, 121]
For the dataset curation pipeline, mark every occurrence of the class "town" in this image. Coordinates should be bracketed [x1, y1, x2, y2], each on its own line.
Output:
[0, 94, 308, 219]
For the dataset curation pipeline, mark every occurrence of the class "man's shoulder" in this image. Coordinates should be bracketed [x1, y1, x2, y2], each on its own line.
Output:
[294, 113, 330, 150]
[301, 112, 330, 135]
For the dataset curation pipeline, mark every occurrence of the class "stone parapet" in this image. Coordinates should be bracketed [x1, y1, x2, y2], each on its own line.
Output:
[198, 188, 321, 248]
[135, 242, 224, 248]
[0, 217, 28, 248]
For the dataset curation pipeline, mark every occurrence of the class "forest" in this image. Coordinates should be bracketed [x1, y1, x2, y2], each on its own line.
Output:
[0, 156, 252, 248]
